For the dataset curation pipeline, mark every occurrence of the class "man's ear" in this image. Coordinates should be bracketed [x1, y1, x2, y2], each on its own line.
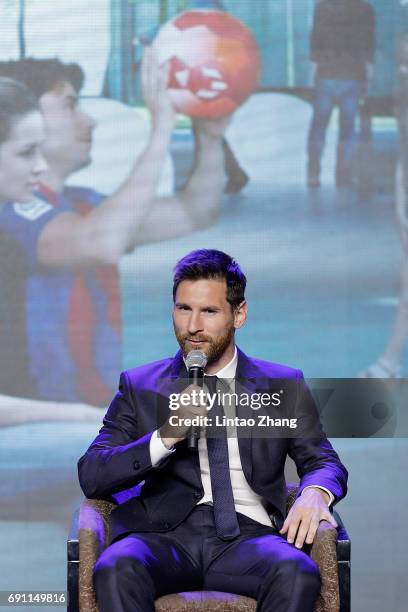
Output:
[233, 300, 247, 330]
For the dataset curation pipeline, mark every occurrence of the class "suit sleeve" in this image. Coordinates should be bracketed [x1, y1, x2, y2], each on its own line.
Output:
[78, 371, 171, 499]
[287, 370, 348, 506]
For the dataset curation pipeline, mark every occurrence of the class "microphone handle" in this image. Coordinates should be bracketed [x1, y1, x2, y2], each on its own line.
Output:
[187, 366, 203, 451]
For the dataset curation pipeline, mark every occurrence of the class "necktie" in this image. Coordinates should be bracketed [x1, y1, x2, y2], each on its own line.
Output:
[205, 375, 240, 540]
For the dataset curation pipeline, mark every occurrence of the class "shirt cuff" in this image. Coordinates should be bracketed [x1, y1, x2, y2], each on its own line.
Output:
[149, 429, 176, 467]
[302, 485, 334, 507]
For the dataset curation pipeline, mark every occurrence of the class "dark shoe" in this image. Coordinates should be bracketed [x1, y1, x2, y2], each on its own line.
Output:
[225, 171, 250, 194]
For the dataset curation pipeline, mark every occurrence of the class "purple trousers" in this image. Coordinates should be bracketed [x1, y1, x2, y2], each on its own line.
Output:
[93, 504, 320, 612]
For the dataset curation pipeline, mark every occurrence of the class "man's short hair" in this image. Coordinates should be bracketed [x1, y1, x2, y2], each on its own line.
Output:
[173, 249, 246, 310]
[0, 58, 84, 99]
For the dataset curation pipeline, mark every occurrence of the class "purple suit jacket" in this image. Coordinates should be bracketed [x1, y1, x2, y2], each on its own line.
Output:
[78, 348, 348, 543]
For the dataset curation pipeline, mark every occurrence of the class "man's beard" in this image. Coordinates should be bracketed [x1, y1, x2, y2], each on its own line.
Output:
[174, 324, 235, 366]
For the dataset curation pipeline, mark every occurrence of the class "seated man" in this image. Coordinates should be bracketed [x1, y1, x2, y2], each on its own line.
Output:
[78, 248, 348, 612]
[0, 53, 229, 407]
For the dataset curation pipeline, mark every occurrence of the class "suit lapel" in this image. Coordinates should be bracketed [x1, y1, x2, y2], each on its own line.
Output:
[234, 348, 266, 486]
[170, 349, 187, 379]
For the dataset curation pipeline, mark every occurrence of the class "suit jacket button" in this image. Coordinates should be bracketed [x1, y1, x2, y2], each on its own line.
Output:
[133, 461, 140, 470]
[194, 491, 202, 500]
[163, 522, 170, 529]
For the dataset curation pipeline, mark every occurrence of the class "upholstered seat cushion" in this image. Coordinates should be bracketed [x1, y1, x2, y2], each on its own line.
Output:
[155, 591, 256, 612]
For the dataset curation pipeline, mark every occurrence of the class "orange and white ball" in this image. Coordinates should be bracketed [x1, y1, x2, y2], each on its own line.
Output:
[152, 10, 261, 118]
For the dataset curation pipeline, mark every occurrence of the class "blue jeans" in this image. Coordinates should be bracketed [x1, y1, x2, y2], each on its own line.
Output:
[307, 78, 363, 181]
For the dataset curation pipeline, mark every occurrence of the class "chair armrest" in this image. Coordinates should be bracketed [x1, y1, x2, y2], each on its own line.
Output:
[310, 521, 339, 612]
[333, 510, 350, 562]
[78, 499, 116, 612]
[285, 483, 341, 612]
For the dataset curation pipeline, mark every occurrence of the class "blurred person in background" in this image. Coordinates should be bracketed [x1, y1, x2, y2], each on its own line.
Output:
[360, 33, 408, 378]
[306, 0, 375, 188]
[0, 51, 230, 408]
[0, 77, 47, 398]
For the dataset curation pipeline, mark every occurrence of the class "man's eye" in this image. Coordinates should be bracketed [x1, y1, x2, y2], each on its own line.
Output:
[204, 309, 216, 314]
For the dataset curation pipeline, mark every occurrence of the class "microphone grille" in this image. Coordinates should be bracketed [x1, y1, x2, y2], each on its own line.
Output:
[186, 350, 208, 369]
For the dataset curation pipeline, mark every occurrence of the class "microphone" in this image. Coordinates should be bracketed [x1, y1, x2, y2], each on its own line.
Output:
[186, 349, 208, 451]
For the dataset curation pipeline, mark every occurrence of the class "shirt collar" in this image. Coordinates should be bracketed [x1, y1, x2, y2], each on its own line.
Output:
[207, 346, 238, 379]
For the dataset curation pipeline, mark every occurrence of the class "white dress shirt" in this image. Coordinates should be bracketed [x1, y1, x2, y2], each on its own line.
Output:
[150, 347, 333, 527]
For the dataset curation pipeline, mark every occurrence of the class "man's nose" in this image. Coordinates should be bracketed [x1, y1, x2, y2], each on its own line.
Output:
[83, 109, 97, 130]
[187, 312, 203, 334]
[33, 149, 48, 174]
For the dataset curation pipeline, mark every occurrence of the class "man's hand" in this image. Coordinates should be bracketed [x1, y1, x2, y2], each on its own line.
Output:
[279, 488, 337, 548]
[159, 384, 208, 448]
[141, 47, 176, 132]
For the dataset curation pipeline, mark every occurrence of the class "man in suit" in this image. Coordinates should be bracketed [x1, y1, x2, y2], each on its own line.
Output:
[78, 248, 348, 612]
[0, 54, 228, 406]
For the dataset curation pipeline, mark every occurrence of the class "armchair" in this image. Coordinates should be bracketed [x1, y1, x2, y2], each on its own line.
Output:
[67, 486, 350, 612]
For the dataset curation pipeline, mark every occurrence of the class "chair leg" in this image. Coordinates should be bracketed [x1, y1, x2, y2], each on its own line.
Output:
[67, 560, 79, 612]
[338, 560, 350, 612]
